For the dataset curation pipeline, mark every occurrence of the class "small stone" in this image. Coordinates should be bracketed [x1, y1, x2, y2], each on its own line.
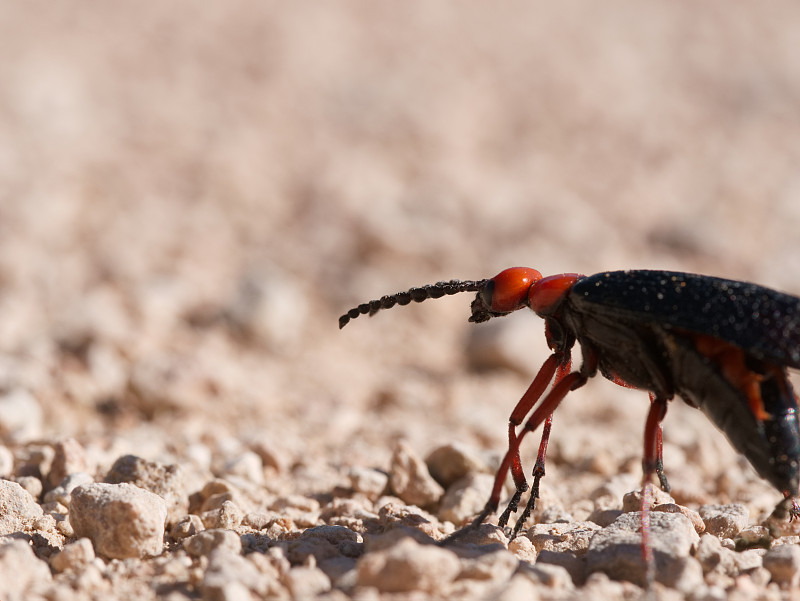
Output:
[0, 539, 52, 598]
[287, 525, 363, 565]
[0, 479, 44, 534]
[202, 549, 275, 599]
[69, 482, 167, 559]
[0, 446, 13, 478]
[47, 438, 89, 490]
[699, 504, 749, 538]
[508, 535, 537, 563]
[527, 521, 600, 556]
[496, 572, 542, 599]
[653, 503, 705, 534]
[389, 441, 444, 508]
[425, 442, 490, 488]
[249, 440, 287, 473]
[184, 529, 242, 558]
[586, 508, 623, 527]
[457, 548, 518, 581]
[696, 533, 736, 575]
[50, 537, 95, 573]
[519, 560, 576, 589]
[170, 514, 204, 541]
[105, 454, 188, 526]
[356, 537, 460, 593]
[535, 550, 585, 585]
[14, 475, 43, 500]
[585, 511, 701, 589]
[221, 452, 264, 485]
[13, 444, 54, 481]
[201, 500, 243, 530]
[438, 473, 493, 525]
[44, 472, 95, 506]
[284, 565, 332, 598]
[763, 543, 800, 588]
[348, 466, 388, 500]
[621, 486, 674, 512]
[0, 389, 43, 442]
[736, 525, 772, 548]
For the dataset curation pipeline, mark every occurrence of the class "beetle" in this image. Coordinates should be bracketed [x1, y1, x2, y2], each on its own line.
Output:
[339, 268, 800, 577]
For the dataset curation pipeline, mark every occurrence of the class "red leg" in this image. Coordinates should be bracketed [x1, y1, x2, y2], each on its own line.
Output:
[641, 395, 668, 586]
[473, 365, 590, 527]
[506, 359, 571, 536]
[496, 354, 561, 526]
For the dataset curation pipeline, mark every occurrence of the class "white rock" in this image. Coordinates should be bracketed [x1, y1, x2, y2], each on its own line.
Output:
[50, 537, 95, 573]
[699, 504, 749, 538]
[0, 539, 52, 598]
[389, 441, 444, 508]
[0, 479, 44, 535]
[184, 528, 242, 558]
[763, 543, 800, 588]
[586, 511, 702, 590]
[356, 537, 460, 593]
[438, 472, 494, 525]
[0, 389, 42, 442]
[69, 482, 167, 559]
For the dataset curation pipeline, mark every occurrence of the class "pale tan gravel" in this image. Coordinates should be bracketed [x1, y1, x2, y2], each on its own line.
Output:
[2, 3, 800, 600]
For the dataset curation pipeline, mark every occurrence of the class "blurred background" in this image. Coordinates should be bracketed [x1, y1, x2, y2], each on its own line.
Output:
[1, 2, 800, 507]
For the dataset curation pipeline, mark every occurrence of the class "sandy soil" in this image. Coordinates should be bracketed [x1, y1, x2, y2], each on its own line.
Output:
[2, 2, 800, 599]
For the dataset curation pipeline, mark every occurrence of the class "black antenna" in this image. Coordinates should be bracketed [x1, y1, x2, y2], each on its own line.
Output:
[339, 279, 488, 329]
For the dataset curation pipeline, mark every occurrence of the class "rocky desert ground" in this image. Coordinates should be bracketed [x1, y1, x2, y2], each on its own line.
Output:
[3, 3, 800, 600]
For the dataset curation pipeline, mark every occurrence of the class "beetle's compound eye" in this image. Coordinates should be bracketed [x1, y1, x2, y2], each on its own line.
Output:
[469, 267, 542, 323]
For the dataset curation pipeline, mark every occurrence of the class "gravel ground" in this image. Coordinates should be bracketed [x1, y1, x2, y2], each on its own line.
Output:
[3, 3, 800, 600]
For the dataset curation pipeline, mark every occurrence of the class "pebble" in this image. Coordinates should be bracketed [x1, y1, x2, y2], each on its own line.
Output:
[0, 539, 52, 599]
[184, 529, 243, 558]
[0, 479, 44, 535]
[69, 482, 168, 559]
[221, 451, 264, 486]
[202, 549, 278, 600]
[0, 388, 43, 442]
[388, 441, 444, 508]
[47, 438, 89, 490]
[0, 445, 14, 478]
[170, 514, 205, 541]
[44, 472, 95, 506]
[699, 503, 750, 538]
[284, 565, 332, 598]
[763, 543, 800, 588]
[438, 472, 494, 525]
[457, 548, 518, 581]
[50, 537, 96, 573]
[105, 454, 189, 525]
[620, 486, 675, 512]
[201, 500, 244, 530]
[425, 442, 491, 488]
[519, 561, 576, 590]
[653, 502, 705, 534]
[527, 521, 600, 556]
[585, 510, 701, 590]
[348, 466, 389, 500]
[495, 572, 543, 600]
[355, 536, 460, 593]
[14, 475, 43, 500]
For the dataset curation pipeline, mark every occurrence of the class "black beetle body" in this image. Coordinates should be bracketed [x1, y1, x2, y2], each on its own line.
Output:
[340, 266, 800, 575]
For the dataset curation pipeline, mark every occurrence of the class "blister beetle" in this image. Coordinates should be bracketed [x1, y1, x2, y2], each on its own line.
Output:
[340, 268, 800, 579]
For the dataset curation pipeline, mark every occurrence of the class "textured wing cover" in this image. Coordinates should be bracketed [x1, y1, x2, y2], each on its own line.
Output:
[570, 271, 800, 368]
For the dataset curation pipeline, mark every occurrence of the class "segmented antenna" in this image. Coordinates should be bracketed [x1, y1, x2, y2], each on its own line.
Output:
[339, 279, 488, 329]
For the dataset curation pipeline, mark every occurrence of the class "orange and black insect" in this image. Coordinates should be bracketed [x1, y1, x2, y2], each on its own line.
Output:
[340, 268, 800, 574]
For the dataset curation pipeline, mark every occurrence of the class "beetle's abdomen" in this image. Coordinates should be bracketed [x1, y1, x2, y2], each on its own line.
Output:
[667, 331, 800, 496]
